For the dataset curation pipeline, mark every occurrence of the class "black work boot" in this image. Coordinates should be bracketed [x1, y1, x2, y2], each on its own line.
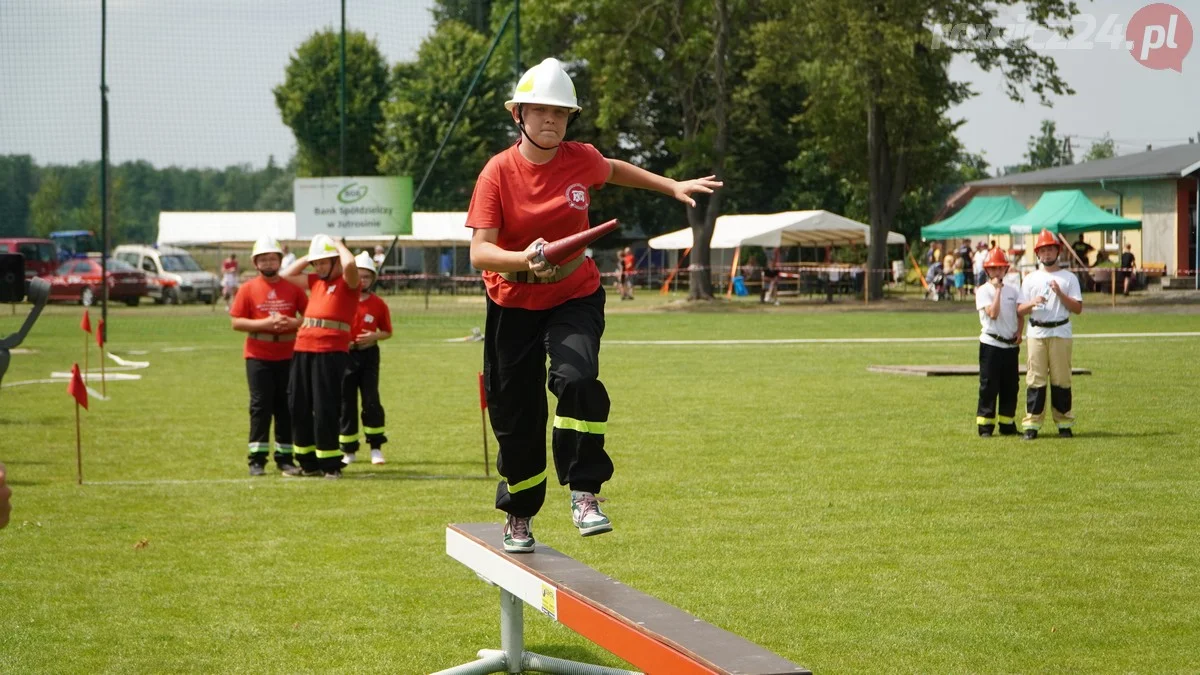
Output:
[1058, 427, 1073, 438]
[978, 425, 995, 437]
[998, 423, 1018, 436]
[1022, 429, 1038, 441]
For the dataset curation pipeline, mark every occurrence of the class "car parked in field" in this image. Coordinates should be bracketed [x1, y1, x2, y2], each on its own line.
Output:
[0, 237, 59, 292]
[48, 258, 148, 306]
[112, 244, 218, 304]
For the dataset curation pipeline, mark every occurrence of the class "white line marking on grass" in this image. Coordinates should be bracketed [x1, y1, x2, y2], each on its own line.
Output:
[86, 474, 492, 486]
[51, 371, 141, 382]
[108, 353, 150, 368]
[607, 331, 1200, 346]
[160, 347, 198, 353]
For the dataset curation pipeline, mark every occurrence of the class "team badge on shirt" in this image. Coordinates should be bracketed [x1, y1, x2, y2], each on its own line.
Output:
[565, 183, 589, 211]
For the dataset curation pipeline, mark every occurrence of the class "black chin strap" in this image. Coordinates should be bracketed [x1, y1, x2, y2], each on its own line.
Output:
[516, 104, 578, 151]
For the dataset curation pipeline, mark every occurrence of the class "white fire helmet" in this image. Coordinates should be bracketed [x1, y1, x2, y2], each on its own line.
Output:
[307, 234, 339, 262]
[504, 58, 580, 113]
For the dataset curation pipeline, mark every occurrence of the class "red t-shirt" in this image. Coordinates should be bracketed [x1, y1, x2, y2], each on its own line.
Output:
[295, 273, 359, 353]
[351, 293, 393, 343]
[230, 276, 308, 361]
[465, 141, 610, 310]
[622, 253, 635, 276]
[222, 259, 238, 274]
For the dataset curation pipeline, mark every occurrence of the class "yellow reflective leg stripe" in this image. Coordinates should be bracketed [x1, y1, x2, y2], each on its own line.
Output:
[276, 444, 293, 455]
[553, 415, 607, 435]
[504, 470, 547, 494]
[248, 442, 269, 451]
[293, 445, 316, 455]
[338, 434, 360, 444]
[315, 449, 342, 459]
[998, 416, 1015, 424]
[976, 417, 996, 425]
[363, 426, 386, 435]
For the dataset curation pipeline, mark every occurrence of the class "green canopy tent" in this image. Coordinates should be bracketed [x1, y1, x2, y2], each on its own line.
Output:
[920, 196, 1027, 239]
[987, 189, 1141, 235]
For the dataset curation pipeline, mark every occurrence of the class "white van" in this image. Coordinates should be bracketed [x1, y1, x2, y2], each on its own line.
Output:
[113, 244, 219, 304]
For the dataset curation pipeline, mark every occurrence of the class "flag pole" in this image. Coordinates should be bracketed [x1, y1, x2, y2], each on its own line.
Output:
[99, 342, 106, 396]
[83, 328, 89, 379]
[75, 402, 83, 485]
[478, 372, 489, 477]
[481, 408, 490, 478]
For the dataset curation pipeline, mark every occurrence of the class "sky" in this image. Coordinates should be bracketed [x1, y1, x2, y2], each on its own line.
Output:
[1, 0, 1196, 174]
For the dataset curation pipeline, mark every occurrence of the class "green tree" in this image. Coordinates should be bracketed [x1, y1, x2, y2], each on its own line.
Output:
[0, 155, 35, 236]
[274, 30, 389, 177]
[1023, 119, 1074, 170]
[1083, 133, 1116, 162]
[795, 0, 1077, 298]
[30, 172, 64, 238]
[433, 0, 495, 33]
[376, 21, 514, 210]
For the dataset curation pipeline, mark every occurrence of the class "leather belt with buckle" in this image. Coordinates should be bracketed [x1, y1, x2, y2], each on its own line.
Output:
[1030, 318, 1069, 328]
[499, 255, 586, 284]
[301, 318, 351, 331]
[248, 332, 296, 342]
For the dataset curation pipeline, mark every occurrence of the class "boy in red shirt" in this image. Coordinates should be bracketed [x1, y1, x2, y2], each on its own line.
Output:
[281, 234, 359, 478]
[619, 247, 636, 300]
[468, 57, 722, 552]
[221, 253, 239, 310]
[339, 252, 393, 466]
[230, 237, 307, 476]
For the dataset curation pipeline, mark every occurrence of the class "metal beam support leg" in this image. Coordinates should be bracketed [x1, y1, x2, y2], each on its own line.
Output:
[433, 588, 642, 675]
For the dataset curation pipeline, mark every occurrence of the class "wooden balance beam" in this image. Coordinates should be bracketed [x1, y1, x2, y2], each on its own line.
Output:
[437, 523, 810, 675]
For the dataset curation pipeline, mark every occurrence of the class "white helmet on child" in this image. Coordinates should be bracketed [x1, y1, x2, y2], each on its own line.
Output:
[251, 236, 283, 261]
[307, 234, 339, 261]
[354, 251, 376, 275]
[505, 58, 580, 112]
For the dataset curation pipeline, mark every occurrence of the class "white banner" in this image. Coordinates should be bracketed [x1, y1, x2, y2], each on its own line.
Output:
[293, 176, 413, 237]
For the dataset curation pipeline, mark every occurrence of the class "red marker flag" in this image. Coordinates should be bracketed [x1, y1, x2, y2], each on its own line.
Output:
[96, 319, 105, 348]
[68, 363, 88, 410]
[477, 372, 487, 410]
[80, 310, 92, 334]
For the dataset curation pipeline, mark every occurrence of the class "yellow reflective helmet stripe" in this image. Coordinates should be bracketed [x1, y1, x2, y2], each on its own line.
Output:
[505, 470, 547, 494]
[553, 415, 606, 435]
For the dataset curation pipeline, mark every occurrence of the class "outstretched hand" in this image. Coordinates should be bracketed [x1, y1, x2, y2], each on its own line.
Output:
[672, 175, 724, 208]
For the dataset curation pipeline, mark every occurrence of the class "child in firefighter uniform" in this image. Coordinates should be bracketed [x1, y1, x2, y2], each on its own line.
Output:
[467, 57, 723, 552]
[339, 252, 392, 466]
[281, 234, 360, 477]
[1018, 229, 1084, 440]
[974, 247, 1022, 437]
[230, 236, 308, 475]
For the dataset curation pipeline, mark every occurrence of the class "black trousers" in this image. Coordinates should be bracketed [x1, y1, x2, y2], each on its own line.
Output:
[246, 358, 294, 467]
[484, 286, 613, 518]
[289, 350, 349, 472]
[340, 346, 386, 452]
[977, 342, 1019, 429]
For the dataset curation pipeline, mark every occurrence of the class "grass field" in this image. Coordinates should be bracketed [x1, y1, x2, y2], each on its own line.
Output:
[2, 293, 1198, 673]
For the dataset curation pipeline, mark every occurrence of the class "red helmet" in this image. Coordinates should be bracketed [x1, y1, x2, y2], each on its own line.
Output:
[982, 247, 1009, 269]
[1033, 229, 1059, 252]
